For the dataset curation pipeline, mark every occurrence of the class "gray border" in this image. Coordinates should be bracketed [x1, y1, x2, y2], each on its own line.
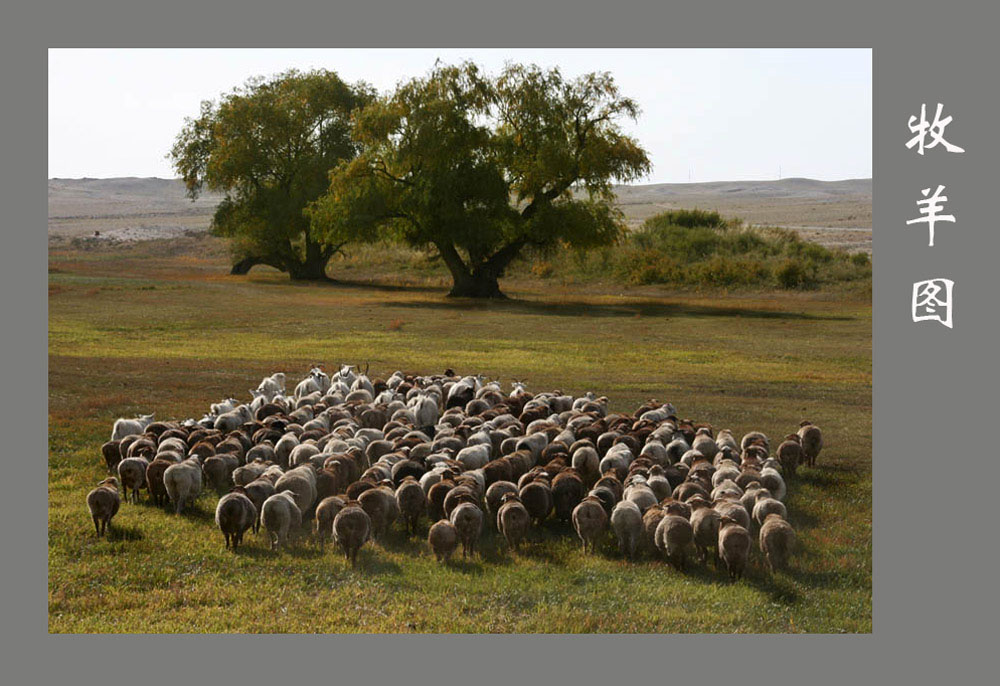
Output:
[8, 0, 999, 682]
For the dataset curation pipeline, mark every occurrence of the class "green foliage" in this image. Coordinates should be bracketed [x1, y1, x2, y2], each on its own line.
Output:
[170, 70, 374, 278]
[309, 61, 651, 296]
[566, 211, 871, 290]
[643, 208, 725, 229]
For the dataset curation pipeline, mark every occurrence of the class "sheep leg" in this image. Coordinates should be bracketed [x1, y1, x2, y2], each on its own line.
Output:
[92, 514, 101, 536]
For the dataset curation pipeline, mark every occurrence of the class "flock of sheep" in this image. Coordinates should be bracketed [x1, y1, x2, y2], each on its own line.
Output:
[88, 366, 823, 578]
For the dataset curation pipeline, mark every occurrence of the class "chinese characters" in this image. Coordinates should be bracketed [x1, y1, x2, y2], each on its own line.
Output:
[907, 103, 963, 328]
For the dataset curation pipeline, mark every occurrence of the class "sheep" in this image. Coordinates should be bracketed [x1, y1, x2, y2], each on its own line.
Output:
[86, 477, 121, 536]
[519, 479, 553, 527]
[202, 453, 239, 492]
[497, 492, 531, 550]
[243, 477, 275, 534]
[691, 428, 718, 461]
[624, 482, 658, 514]
[610, 500, 643, 559]
[718, 516, 752, 580]
[255, 372, 286, 401]
[450, 500, 484, 558]
[314, 495, 346, 546]
[395, 477, 426, 536]
[740, 431, 770, 454]
[551, 469, 585, 522]
[775, 434, 803, 477]
[642, 505, 667, 553]
[655, 506, 694, 570]
[233, 459, 269, 486]
[333, 501, 371, 566]
[111, 413, 155, 442]
[759, 466, 787, 501]
[274, 434, 300, 469]
[752, 491, 788, 527]
[215, 488, 257, 550]
[100, 440, 122, 474]
[358, 484, 398, 540]
[427, 519, 458, 563]
[214, 406, 252, 434]
[485, 480, 519, 525]
[759, 513, 797, 573]
[117, 456, 149, 504]
[570, 445, 600, 484]
[145, 457, 173, 507]
[714, 497, 751, 531]
[163, 458, 203, 514]
[274, 466, 318, 516]
[797, 421, 823, 467]
[573, 495, 608, 553]
[688, 495, 722, 566]
[261, 491, 303, 551]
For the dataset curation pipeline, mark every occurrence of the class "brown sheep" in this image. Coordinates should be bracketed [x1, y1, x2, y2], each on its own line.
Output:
[572, 495, 608, 554]
[485, 480, 519, 526]
[775, 434, 802, 477]
[215, 488, 257, 550]
[642, 504, 667, 554]
[519, 479, 553, 527]
[450, 501, 484, 558]
[242, 477, 275, 534]
[759, 513, 797, 573]
[497, 492, 531, 550]
[117, 456, 150, 504]
[428, 519, 458, 562]
[797, 421, 823, 467]
[333, 501, 371, 566]
[551, 468, 585, 523]
[100, 440, 122, 474]
[688, 495, 721, 566]
[145, 458, 172, 507]
[358, 483, 398, 540]
[203, 453, 239, 492]
[314, 495, 346, 546]
[395, 477, 426, 536]
[86, 477, 121, 537]
[443, 484, 478, 520]
[718, 515, 752, 580]
[655, 504, 694, 570]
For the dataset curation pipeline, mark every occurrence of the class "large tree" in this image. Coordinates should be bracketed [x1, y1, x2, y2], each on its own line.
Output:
[170, 69, 373, 280]
[308, 62, 651, 297]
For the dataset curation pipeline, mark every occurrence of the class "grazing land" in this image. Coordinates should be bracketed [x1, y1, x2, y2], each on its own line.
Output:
[48, 177, 873, 253]
[48, 237, 871, 633]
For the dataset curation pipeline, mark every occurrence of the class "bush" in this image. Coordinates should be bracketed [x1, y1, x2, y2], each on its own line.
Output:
[644, 208, 725, 229]
[774, 259, 815, 289]
[530, 260, 555, 278]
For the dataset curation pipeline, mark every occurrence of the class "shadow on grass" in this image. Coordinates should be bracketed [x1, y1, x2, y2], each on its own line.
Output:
[106, 524, 144, 542]
[380, 297, 852, 322]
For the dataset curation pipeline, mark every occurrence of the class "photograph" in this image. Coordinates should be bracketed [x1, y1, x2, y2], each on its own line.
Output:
[47, 47, 872, 633]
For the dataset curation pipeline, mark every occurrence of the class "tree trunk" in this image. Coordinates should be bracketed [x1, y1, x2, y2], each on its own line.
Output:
[230, 250, 332, 280]
[447, 270, 506, 298]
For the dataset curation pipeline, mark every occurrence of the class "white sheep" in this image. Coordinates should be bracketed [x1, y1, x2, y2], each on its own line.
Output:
[163, 457, 203, 514]
[110, 413, 155, 442]
[261, 491, 303, 550]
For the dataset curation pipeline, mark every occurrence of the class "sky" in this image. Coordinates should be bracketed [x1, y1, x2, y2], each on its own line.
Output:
[48, 48, 871, 184]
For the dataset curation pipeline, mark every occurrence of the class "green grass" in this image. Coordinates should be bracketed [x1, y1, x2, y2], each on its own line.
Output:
[48, 238, 871, 633]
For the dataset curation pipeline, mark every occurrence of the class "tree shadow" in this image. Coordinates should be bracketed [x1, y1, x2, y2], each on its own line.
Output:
[381, 297, 852, 321]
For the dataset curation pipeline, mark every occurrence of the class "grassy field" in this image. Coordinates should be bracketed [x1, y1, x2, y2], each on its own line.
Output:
[48, 238, 871, 633]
